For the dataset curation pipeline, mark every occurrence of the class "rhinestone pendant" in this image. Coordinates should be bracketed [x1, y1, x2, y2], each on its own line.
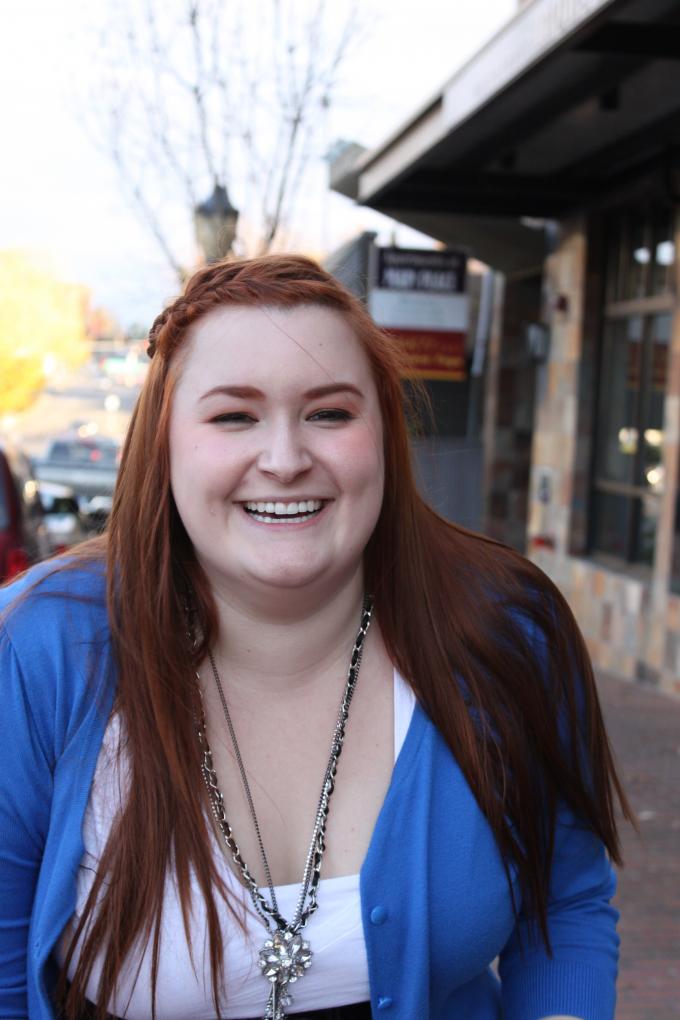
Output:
[264, 982, 291, 1020]
[259, 929, 312, 1019]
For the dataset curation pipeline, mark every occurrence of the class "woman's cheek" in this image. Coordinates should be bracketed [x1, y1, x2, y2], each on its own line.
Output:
[337, 423, 383, 469]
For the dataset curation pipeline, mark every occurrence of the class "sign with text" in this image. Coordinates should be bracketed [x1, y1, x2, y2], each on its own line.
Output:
[369, 248, 468, 380]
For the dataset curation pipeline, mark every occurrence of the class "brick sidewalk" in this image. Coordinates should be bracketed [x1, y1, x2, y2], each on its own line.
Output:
[597, 672, 680, 1019]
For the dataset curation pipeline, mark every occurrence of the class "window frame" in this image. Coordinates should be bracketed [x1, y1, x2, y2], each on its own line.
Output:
[588, 200, 676, 570]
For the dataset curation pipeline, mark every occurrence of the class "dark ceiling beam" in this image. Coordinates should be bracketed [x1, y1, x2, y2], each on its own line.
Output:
[557, 107, 680, 185]
[576, 23, 680, 59]
[380, 170, 597, 219]
[437, 52, 645, 175]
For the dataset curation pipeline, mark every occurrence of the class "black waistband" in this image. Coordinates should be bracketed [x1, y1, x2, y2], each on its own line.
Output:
[77, 999, 372, 1019]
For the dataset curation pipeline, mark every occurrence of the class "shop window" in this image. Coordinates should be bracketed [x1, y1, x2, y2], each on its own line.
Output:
[591, 201, 674, 569]
[651, 204, 676, 296]
[606, 202, 675, 303]
[672, 492, 680, 595]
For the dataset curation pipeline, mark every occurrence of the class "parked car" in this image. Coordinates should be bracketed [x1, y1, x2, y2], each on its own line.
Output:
[37, 480, 90, 554]
[33, 434, 121, 514]
[0, 441, 51, 582]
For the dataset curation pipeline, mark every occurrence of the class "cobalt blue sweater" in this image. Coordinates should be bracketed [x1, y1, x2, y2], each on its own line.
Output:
[0, 564, 619, 1019]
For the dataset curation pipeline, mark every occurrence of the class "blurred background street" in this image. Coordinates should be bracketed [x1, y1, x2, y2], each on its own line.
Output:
[7, 349, 143, 461]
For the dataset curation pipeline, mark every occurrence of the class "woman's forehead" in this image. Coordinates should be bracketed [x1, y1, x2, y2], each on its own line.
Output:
[177, 303, 375, 389]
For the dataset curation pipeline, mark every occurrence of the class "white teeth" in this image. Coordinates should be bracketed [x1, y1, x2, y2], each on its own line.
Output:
[243, 499, 324, 516]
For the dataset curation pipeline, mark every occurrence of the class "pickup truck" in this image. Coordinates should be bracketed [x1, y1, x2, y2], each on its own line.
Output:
[33, 436, 121, 515]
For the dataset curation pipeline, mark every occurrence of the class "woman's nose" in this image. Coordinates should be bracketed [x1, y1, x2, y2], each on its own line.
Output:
[256, 422, 313, 481]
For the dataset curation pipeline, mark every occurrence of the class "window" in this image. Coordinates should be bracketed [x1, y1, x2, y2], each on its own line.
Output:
[605, 202, 675, 303]
[672, 492, 680, 595]
[590, 201, 675, 569]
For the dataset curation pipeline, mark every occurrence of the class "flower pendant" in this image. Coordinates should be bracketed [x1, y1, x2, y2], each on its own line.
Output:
[259, 929, 312, 1019]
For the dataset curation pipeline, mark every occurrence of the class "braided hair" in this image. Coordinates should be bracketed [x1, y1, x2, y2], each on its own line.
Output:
[146, 254, 356, 360]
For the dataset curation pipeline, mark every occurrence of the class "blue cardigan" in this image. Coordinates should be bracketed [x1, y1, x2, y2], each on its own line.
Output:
[0, 564, 619, 1019]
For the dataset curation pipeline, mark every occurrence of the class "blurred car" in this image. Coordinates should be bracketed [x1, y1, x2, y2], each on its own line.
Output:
[33, 434, 121, 515]
[0, 441, 50, 582]
[80, 493, 114, 533]
[37, 480, 90, 554]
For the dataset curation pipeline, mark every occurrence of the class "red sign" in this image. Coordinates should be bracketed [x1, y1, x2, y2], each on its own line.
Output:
[386, 328, 466, 380]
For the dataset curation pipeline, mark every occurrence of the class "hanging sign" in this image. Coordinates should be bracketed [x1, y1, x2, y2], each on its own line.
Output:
[368, 247, 468, 380]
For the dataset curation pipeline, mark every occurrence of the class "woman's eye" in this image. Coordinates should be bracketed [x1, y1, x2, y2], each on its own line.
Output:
[211, 412, 256, 424]
[309, 408, 353, 423]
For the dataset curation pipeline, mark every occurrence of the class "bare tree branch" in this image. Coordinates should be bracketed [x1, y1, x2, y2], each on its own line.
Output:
[110, 127, 186, 283]
[186, 0, 220, 187]
[81, 0, 362, 266]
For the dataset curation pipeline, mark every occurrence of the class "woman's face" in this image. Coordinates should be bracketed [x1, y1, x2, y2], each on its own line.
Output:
[168, 304, 384, 602]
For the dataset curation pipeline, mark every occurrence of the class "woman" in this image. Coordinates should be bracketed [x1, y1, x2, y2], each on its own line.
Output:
[0, 254, 631, 1020]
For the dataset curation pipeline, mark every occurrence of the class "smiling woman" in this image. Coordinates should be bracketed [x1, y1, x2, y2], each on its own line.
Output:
[0, 254, 632, 1020]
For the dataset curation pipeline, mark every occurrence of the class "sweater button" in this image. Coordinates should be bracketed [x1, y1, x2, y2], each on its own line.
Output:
[377, 996, 393, 1010]
[370, 905, 388, 925]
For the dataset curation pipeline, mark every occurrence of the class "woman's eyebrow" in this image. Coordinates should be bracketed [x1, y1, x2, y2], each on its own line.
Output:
[199, 382, 364, 401]
[303, 383, 364, 400]
[199, 385, 264, 401]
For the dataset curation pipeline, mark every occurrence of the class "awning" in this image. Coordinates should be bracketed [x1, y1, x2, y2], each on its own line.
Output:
[331, 0, 680, 271]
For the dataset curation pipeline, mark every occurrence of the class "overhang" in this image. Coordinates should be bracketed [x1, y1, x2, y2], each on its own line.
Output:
[332, 0, 680, 271]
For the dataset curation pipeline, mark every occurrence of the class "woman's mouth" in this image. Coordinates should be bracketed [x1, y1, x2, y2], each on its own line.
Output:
[242, 499, 326, 524]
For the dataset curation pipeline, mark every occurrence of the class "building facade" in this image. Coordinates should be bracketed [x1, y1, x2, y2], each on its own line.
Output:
[331, 0, 680, 693]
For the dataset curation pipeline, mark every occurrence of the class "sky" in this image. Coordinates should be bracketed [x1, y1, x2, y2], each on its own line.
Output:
[0, 0, 517, 328]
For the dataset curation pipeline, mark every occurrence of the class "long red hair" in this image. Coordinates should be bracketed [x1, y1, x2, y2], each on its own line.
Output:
[59, 254, 632, 1018]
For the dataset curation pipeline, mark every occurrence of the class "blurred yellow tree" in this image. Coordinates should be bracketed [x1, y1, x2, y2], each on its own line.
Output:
[0, 251, 90, 415]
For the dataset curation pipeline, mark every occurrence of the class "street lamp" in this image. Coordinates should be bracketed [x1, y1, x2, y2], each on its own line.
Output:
[194, 184, 239, 263]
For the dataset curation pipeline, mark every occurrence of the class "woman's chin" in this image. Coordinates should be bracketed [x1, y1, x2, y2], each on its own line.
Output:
[199, 547, 363, 603]
[247, 563, 329, 592]
[204, 557, 332, 596]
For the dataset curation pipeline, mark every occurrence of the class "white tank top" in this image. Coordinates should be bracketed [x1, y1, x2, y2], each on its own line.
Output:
[58, 670, 416, 1018]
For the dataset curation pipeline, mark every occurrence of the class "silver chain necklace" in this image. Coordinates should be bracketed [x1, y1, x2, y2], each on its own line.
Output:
[196, 596, 374, 1020]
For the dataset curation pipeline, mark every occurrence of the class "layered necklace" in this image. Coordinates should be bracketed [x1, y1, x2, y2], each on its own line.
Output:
[195, 597, 374, 1020]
